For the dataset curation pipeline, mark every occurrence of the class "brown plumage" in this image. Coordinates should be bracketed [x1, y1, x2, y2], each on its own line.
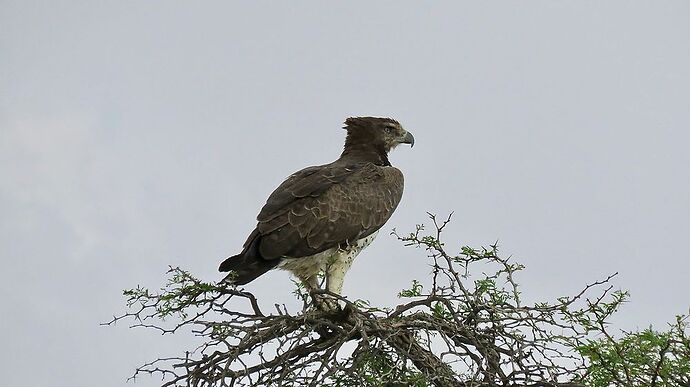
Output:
[219, 117, 414, 301]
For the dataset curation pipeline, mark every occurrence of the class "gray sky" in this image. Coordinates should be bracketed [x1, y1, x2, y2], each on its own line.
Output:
[1, 1, 689, 386]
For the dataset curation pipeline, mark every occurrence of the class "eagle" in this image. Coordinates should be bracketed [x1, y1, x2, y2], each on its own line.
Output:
[219, 117, 414, 308]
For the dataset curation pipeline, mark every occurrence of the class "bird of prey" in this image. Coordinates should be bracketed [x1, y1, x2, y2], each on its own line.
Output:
[219, 117, 414, 307]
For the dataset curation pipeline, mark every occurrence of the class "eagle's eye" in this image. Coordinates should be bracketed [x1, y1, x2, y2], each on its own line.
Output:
[383, 125, 395, 134]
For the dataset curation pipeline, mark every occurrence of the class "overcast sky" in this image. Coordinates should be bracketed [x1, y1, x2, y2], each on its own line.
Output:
[1, 1, 689, 386]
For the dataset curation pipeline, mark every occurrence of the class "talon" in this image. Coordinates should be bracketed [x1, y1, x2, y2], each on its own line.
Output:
[312, 294, 341, 313]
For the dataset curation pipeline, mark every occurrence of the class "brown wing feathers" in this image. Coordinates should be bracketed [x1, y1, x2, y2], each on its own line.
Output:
[219, 162, 404, 283]
[257, 162, 403, 258]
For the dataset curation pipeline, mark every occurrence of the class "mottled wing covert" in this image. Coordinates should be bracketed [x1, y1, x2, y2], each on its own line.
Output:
[255, 162, 404, 259]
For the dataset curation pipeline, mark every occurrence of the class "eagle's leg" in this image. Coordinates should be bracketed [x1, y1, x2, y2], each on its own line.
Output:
[325, 252, 355, 296]
[325, 232, 378, 296]
[291, 268, 335, 311]
[315, 249, 357, 312]
[304, 268, 338, 312]
[295, 272, 319, 293]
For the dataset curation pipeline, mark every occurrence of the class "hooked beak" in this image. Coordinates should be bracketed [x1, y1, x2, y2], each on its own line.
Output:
[400, 130, 415, 147]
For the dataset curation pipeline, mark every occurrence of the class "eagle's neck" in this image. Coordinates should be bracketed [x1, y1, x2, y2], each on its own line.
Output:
[339, 144, 391, 166]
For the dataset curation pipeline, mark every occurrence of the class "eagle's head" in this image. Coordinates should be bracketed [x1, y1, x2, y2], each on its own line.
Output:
[343, 117, 415, 154]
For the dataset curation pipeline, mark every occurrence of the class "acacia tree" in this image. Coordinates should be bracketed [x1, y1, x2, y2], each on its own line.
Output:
[107, 214, 689, 387]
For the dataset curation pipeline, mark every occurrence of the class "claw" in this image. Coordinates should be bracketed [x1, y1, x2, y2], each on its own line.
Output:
[310, 292, 342, 313]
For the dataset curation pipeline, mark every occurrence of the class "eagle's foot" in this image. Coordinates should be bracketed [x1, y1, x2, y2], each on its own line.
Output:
[313, 295, 342, 313]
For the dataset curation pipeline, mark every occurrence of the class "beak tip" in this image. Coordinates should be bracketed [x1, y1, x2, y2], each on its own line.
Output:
[404, 131, 415, 148]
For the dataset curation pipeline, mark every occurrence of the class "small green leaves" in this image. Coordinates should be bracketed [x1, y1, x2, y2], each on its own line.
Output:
[108, 213, 689, 387]
[574, 316, 690, 387]
[115, 267, 227, 328]
[431, 301, 452, 320]
[398, 279, 423, 298]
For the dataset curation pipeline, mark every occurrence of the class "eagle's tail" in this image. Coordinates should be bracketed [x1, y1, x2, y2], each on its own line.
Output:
[219, 232, 279, 285]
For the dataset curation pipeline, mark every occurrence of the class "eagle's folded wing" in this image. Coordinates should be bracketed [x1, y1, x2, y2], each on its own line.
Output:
[254, 162, 404, 260]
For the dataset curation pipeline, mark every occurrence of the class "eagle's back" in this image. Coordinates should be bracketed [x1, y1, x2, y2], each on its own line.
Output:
[256, 160, 403, 259]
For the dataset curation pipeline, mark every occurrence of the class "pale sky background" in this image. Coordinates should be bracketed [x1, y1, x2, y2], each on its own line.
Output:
[1, 1, 689, 386]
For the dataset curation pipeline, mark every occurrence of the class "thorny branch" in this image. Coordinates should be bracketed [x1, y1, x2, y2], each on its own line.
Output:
[105, 214, 684, 387]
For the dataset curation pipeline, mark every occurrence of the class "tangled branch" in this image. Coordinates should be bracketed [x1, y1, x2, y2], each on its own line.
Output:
[106, 213, 671, 387]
